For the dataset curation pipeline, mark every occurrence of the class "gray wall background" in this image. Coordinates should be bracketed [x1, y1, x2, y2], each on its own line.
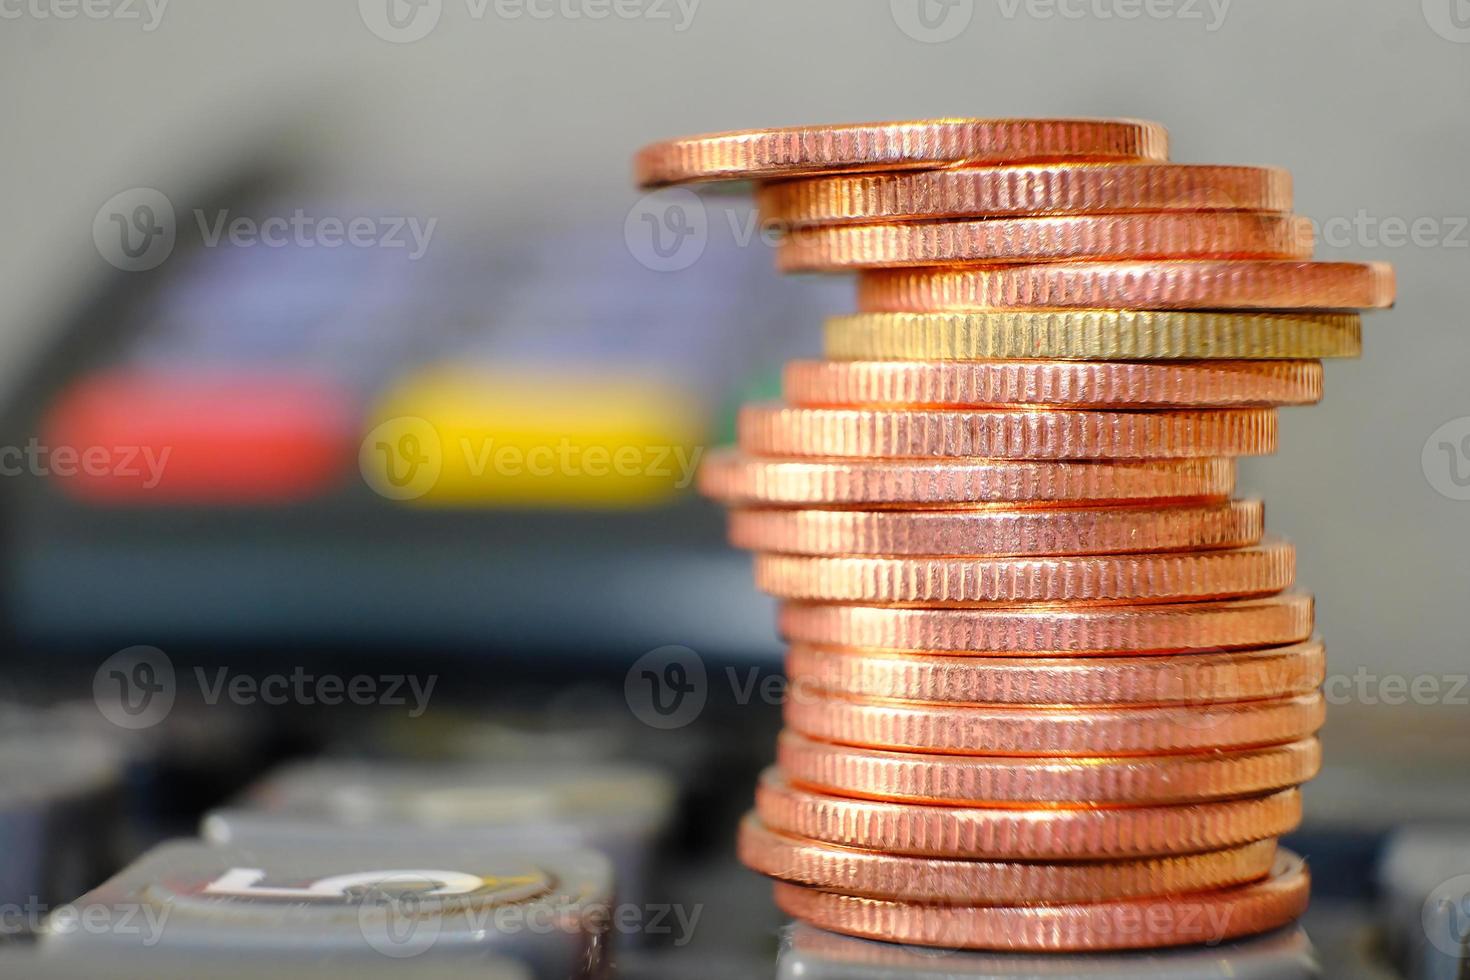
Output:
[1, 1, 1466, 678]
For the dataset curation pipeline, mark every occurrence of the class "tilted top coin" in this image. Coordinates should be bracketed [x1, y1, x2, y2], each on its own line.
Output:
[633, 118, 1169, 188]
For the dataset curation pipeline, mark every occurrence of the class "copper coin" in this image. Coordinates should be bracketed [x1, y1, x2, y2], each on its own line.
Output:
[757, 764, 1308, 851]
[856, 260, 1396, 312]
[770, 850, 1309, 951]
[778, 594, 1314, 656]
[758, 163, 1292, 227]
[633, 118, 1169, 188]
[729, 500, 1264, 557]
[783, 691, 1324, 757]
[737, 814, 1278, 905]
[825, 310, 1363, 361]
[784, 640, 1326, 706]
[753, 541, 1294, 606]
[698, 450, 1237, 508]
[738, 405, 1277, 460]
[783, 360, 1324, 409]
[777, 213, 1314, 272]
[782, 731, 1323, 811]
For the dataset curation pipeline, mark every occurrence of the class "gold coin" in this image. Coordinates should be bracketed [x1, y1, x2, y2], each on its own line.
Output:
[784, 359, 1324, 408]
[825, 311, 1362, 361]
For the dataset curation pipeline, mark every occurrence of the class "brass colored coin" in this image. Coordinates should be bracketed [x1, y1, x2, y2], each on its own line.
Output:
[633, 118, 1169, 188]
[825, 311, 1362, 361]
[758, 163, 1293, 226]
[737, 814, 1278, 905]
[785, 640, 1326, 706]
[856, 260, 1396, 312]
[783, 360, 1324, 409]
[770, 731, 1323, 811]
[783, 691, 1324, 756]
[698, 450, 1237, 508]
[754, 541, 1294, 606]
[778, 594, 1314, 656]
[757, 764, 1309, 849]
[777, 213, 1314, 272]
[739, 405, 1277, 460]
[770, 851, 1309, 951]
[729, 500, 1264, 557]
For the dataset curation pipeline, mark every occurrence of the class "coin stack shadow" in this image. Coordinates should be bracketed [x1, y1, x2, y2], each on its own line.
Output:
[634, 119, 1395, 951]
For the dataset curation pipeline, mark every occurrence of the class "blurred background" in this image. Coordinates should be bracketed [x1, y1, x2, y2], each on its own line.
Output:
[0, 1, 1466, 977]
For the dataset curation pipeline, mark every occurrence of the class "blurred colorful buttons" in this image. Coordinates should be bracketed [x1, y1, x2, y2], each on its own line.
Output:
[41, 371, 355, 504]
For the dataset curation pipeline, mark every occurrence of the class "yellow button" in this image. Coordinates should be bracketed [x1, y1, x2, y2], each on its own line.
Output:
[361, 367, 707, 508]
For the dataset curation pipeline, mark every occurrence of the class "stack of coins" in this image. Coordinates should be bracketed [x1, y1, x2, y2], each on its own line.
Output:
[633, 119, 1395, 952]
